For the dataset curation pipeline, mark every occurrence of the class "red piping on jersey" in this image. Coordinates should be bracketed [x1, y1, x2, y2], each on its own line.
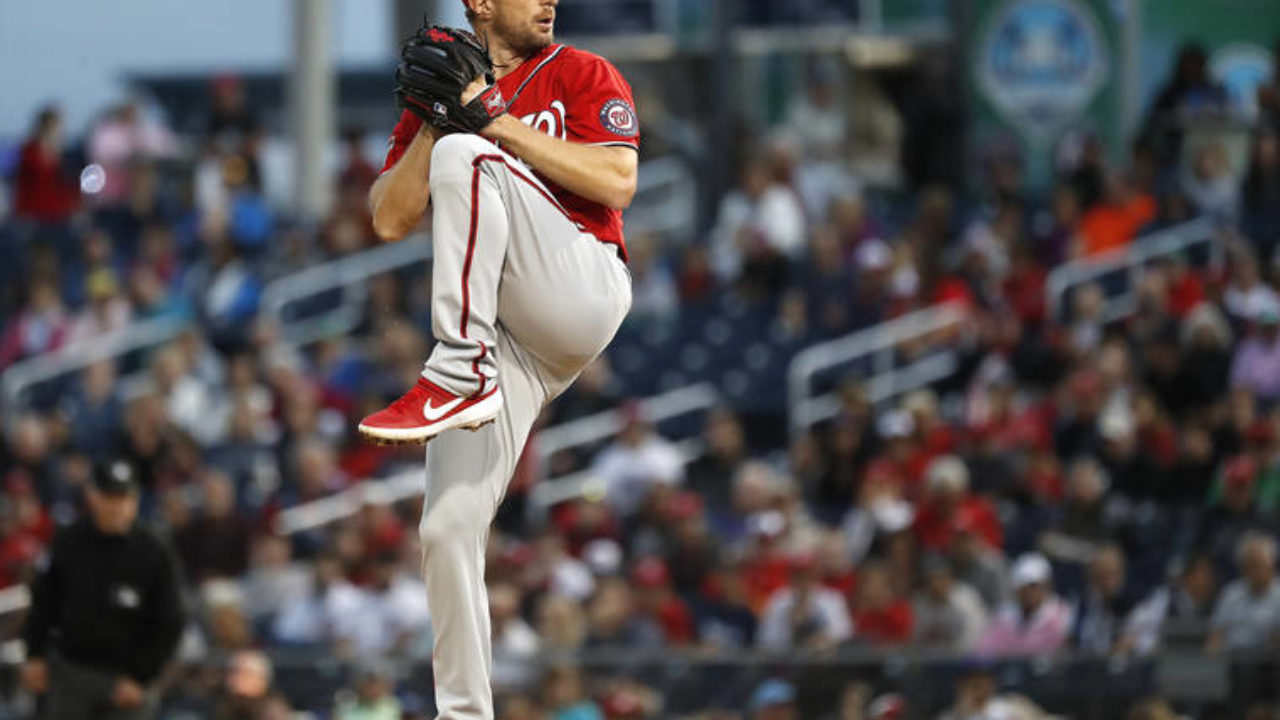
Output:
[506, 45, 565, 106]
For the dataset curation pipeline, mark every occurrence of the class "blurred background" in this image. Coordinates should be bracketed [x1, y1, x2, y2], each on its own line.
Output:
[1, 0, 1279, 718]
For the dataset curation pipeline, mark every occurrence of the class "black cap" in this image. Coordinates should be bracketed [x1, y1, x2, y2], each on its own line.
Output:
[92, 459, 139, 495]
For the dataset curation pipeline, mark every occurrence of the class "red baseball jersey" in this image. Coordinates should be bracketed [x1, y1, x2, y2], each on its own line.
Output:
[382, 43, 639, 260]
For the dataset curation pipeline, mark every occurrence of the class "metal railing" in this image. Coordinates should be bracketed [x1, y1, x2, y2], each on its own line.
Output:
[275, 469, 424, 536]
[533, 381, 719, 472]
[1, 314, 191, 431]
[1044, 216, 1221, 324]
[792, 351, 962, 431]
[527, 438, 706, 509]
[524, 381, 720, 512]
[275, 382, 721, 535]
[258, 235, 434, 346]
[787, 302, 970, 439]
[623, 156, 698, 240]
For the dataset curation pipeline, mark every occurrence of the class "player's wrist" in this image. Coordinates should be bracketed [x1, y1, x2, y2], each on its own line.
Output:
[478, 113, 514, 140]
[415, 123, 443, 142]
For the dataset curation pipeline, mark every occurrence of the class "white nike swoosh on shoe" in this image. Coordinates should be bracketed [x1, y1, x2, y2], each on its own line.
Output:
[423, 396, 464, 422]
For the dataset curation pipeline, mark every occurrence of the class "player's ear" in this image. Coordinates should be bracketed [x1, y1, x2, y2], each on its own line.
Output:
[470, 0, 495, 23]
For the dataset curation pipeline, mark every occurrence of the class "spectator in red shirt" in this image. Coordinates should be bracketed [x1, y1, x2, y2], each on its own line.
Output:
[13, 106, 79, 224]
[1163, 256, 1206, 318]
[356, 503, 406, 559]
[600, 686, 648, 720]
[903, 389, 959, 474]
[0, 473, 52, 588]
[337, 127, 378, 197]
[663, 495, 717, 595]
[631, 557, 695, 646]
[1002, 243, 1048, 326]
[5, 473, 54, 545]
[913, 455, 1002, 553]
[851, 562, 913, 646]
[676, 245, 715, 303]
[914, 390, 957, 451]
[966, 371, 1051, 456]
[878, 410, 928, 501]
[551, 498, 621, 557]
[741, 511, 795, 613]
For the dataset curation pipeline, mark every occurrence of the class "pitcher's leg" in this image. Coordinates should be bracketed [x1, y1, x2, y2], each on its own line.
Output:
[421, 134, 510, 397]
[418, 330, 551, 720]
[358, 135, 517, 444]
[499, 231, 633, 381]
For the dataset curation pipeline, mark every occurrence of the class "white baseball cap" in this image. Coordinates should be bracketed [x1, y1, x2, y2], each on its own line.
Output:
[855, 238, 892, 271]
[583, 538, 622, 576]
[1010, 553, 1052, 589]
[877, 409, 915, 440]
[926, 455, 969, 494]
[1098, 407, 1135, 441]
[870, 497, 915, 534]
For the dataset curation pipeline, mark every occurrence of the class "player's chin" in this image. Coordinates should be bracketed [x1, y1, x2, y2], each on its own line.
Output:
[531, 24, 554, 45]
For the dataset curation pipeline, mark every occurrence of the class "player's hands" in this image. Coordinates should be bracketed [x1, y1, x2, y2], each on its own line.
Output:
[19, 659, 47, 694]
[111, 677, 146, 709]
[461, 77, 513, 140]
[396, 24, 507, 134]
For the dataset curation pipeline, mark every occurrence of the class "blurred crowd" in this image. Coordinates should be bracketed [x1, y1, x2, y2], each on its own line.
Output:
[1, 37, 1280, 720]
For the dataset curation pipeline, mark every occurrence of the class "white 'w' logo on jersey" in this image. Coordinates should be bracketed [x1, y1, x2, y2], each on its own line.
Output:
[518, 100, 567, 140]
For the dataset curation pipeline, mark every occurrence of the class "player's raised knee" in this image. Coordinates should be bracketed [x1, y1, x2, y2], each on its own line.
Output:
[430, 132, 494, 170]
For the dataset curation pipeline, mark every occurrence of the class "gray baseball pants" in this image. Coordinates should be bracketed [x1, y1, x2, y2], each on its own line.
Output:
[417, 133, 631, 720]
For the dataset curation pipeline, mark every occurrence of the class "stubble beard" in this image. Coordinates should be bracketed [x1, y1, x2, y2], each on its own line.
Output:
[495, 16, 551, 57]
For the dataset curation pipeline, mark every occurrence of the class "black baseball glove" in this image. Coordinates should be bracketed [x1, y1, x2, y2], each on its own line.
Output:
[395, 24, 507, 134]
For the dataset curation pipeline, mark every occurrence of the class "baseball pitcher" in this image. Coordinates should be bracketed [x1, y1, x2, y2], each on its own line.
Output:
[357, 0, 636, 717]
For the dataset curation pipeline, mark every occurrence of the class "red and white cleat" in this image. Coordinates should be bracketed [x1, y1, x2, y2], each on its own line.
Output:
[358, 378, 502, 445]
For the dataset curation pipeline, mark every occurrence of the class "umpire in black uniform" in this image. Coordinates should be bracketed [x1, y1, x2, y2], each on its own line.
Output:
[20, 460, 185, 719]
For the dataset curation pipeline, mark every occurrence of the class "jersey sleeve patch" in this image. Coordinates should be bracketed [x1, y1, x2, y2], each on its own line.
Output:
[598, 98, 639, 137]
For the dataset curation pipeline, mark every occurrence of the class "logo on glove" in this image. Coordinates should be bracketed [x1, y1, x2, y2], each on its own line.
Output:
[479, 86, 507, 116]
[427, 28, 455, 43]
